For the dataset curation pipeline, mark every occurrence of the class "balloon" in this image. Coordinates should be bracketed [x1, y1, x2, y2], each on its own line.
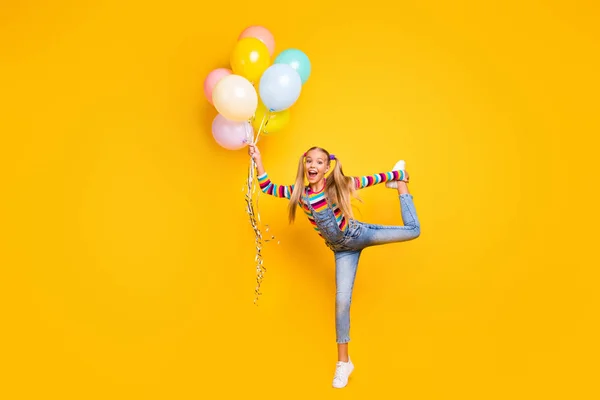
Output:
[212, 114, 253, 150]
[212, 74, 258, 122]
[275, 49, 311, 84]
[230, 38, 271, 84]
[259, 64, 302, 112]
[203, 68, 232, 104]
[252, 101, 291, 134]
[238, 26, 275, 56]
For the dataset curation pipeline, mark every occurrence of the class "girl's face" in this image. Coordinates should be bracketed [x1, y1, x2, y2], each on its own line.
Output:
[304, 149, 329, 185]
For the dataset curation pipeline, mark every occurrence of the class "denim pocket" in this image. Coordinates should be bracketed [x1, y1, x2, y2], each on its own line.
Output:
[344, 220, 362, 239]
[318, 218, 343, 243]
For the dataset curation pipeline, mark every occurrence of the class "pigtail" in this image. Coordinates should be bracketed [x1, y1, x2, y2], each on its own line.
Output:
[288, 153, 306, 223]
[325, 156, 356, 221]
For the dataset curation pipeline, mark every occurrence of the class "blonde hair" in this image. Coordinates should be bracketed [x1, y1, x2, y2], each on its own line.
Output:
[288, 147, 358, 224]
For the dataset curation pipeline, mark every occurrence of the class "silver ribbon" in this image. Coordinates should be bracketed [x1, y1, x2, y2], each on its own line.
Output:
[244, 112, 277, 305]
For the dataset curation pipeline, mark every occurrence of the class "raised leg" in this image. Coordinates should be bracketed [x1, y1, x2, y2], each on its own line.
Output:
[352, 193, 421, 248]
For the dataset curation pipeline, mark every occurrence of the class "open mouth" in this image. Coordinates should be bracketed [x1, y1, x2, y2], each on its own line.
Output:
[307, 170, 318, 179]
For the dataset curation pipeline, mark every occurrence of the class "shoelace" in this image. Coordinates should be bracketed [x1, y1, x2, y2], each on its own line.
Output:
[334, 363, 346, 381]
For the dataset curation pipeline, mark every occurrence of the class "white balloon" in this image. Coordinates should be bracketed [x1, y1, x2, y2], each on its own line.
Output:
[212, 74, 258, 121]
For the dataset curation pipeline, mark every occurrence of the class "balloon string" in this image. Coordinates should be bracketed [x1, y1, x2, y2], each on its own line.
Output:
[245, 111, 277, 305]
[252, 110, 269, 145]
[253, 111, 267, 227]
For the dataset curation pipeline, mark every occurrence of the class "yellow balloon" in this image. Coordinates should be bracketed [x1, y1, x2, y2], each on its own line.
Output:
[230, 38, 271, 84]
[252, 102, 291, 134]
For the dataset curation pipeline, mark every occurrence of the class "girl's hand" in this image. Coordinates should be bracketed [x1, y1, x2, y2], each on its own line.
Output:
[248, 144, 265, 175]
[248, 144, 261, 161]
[402, 170, 410, 183]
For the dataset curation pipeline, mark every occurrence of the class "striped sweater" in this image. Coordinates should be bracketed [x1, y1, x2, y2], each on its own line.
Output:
[257, 170, 404, 236]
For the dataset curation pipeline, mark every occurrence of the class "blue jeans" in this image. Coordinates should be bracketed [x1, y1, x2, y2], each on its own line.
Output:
[308, 194, 421, 344]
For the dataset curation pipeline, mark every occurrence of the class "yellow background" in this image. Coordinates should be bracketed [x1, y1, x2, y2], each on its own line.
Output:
[1, 1, 598, 399]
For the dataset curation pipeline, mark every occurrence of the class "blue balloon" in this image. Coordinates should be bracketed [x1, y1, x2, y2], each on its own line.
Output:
[274, 48, 311, 84]
[259, 64, 302, 112]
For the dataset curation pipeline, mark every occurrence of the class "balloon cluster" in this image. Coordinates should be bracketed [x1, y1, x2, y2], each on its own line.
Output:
[203, 26, 311, 303]
[204, 25, 311, 149]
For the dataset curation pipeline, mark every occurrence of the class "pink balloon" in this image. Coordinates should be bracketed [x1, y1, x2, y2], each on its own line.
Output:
[204, 68, 232, 104]
[238, 26, 275, 56]
[211, 114, 253, 150]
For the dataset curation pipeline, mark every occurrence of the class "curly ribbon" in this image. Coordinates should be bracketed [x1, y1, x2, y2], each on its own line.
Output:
[244, 111, 278, 305]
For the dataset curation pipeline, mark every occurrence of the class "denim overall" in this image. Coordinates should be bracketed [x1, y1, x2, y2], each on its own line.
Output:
[303, 188, 362, 252]
[303, 188, 421, 344]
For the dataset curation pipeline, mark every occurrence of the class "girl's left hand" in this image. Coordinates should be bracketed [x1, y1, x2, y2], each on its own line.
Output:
[402, 171, 410, 183]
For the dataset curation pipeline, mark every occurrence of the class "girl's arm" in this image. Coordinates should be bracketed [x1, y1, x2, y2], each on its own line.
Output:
[258, 173, 294, 199]
[248, 144, 294, 199]
[352, 170, 406, 190]
[249, 144, 266, 176]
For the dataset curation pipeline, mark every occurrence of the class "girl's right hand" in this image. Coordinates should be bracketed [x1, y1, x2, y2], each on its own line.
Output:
[248, 144, 265, 174]
[248, 144, 261, 161]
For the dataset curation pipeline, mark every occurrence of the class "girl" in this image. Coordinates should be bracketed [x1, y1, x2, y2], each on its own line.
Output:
[248, 144, 421, 389]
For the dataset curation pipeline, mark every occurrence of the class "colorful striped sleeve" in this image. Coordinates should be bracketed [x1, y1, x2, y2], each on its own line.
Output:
[353, 170, 405, 189]
[258, 172, 294, 199]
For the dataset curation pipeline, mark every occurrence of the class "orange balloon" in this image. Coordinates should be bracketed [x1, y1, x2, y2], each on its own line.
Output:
[230, 38, 271, 84]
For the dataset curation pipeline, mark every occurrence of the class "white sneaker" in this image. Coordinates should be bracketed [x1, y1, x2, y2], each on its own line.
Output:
[386, 159, 406, 189]
[332, 357, 354, 388]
